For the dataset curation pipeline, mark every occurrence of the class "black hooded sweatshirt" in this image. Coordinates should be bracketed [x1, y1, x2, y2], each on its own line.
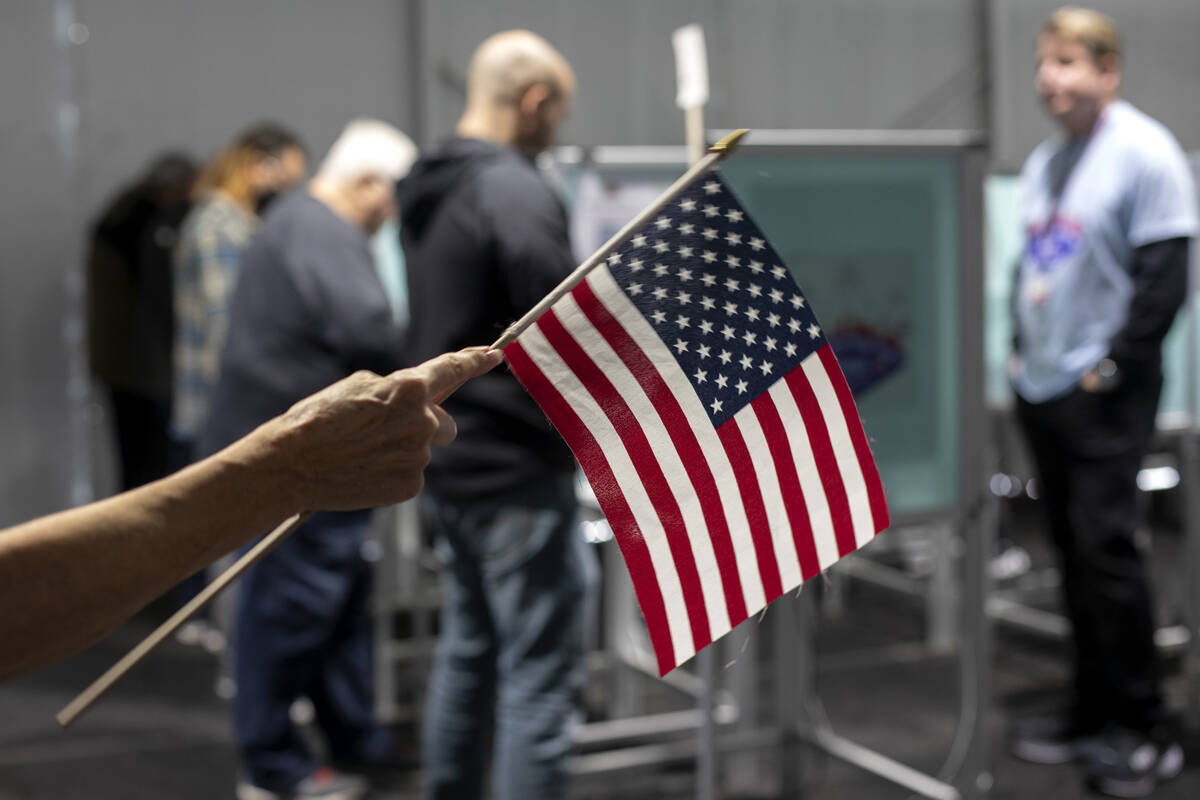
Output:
[396, 137, 576, 501]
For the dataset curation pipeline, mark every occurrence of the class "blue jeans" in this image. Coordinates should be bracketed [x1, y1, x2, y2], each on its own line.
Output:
[235, 510, 389, 789]
[423, 477, 591, 800]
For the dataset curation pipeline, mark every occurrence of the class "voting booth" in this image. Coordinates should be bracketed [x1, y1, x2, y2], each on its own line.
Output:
[528, 131, 994, 799]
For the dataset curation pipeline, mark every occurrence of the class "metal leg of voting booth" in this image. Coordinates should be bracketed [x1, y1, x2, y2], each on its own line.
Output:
[690, 505, 995, 800]
[369, 489, 995, 799]
[371, 499, 439, 726]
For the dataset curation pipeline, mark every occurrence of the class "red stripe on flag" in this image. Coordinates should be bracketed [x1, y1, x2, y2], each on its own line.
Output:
[536, 310, 714, 652]
[571, 281, 749, 625]
[504, 340, 677, 675]
[784, 365, 858, 558]
[817, 345, 890, 533]
[715, 420, 785, 602]
[749, 389, 821, 580]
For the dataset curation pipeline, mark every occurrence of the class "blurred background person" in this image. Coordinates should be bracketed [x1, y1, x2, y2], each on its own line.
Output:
[86, 152, 198, 492]
[1007, 7, 1198, 798]
[198, 119, 416, 800]
[169, 123, 307, 651]
[397, 30, 591, 800]
[172, 122, 307, 466]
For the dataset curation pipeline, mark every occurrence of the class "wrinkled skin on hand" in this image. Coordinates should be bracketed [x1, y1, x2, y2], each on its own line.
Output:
[264, 347, 503, 510]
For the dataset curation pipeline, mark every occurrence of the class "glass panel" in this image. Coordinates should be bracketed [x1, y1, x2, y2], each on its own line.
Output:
[557, 163, 684, 263]
[555, 153, 964, 516]
[719, 154, 962, 516]
[984, 176, 1021, 410]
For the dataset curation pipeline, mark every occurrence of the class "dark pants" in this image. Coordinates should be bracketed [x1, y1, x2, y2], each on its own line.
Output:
[422, 475, 591, 800]
[235, 509, 387, 789]
[1016, 367, 1163, 732]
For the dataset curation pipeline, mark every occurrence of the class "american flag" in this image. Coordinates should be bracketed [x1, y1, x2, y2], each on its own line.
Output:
[504, 173, 890, 675]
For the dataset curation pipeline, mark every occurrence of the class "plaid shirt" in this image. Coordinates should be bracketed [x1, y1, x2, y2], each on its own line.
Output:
[172, 192, 257, 440]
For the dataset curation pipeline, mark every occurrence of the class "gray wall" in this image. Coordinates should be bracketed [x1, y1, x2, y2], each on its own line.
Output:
[991, 0, 1200, 172]
[0, 3, 80, 526]
[416, 0, 1199, 161]
[417, 0, 990, 147]
[2, 0, 1198, 526]
[0, 0, 414, 526]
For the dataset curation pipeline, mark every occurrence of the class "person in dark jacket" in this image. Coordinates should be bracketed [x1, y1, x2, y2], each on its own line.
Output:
[396, 29, 591, 800]
[201, 119, 417, 800]
[86, 153, 197, 490]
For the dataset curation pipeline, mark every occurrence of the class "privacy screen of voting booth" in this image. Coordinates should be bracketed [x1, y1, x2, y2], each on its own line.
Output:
[553, 134, 992, 798]
[560, 135, 987, 522]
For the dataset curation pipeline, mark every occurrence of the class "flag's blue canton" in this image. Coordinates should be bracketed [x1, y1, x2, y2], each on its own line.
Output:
[605, 174, 825, 427]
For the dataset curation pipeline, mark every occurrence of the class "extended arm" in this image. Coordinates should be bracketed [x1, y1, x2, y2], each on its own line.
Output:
[0, 347, 501, 680]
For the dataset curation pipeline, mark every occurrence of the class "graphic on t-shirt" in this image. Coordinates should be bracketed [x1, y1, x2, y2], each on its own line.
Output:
[1023, 215, 1083, 305]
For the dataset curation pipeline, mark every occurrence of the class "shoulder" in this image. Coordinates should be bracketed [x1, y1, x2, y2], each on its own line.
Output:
[476, 153, 558, 209]
[1106, 102, 1191, 175]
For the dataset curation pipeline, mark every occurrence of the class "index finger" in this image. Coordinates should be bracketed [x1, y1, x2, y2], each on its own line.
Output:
[409, 347, 504, 403]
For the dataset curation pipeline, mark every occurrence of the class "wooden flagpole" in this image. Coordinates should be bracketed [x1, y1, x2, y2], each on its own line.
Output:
[57, 511, 312, 727]
[670, 22, 721, 800]
[489, 127, 748, 351]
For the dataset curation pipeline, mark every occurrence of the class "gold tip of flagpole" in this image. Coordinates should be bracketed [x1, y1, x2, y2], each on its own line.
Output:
[709, 128, 750, 158]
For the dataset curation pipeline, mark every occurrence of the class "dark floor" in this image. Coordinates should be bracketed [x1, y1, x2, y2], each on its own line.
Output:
[2, 497, 1199, 799]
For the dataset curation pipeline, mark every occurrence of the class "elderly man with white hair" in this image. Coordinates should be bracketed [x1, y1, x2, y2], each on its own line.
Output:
[198, 118, 417, 800]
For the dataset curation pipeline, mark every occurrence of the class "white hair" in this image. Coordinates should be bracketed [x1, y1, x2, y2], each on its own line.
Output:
[316, 119, 417, 185]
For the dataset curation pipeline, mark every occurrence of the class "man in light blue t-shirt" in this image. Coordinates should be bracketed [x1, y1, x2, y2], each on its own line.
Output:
[1008, 8, 1198, 799]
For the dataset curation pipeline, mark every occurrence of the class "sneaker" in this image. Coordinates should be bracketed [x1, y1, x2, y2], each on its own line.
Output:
[174, 619, 209, 647]
[989, 543, 1032, 581]
[1084, 725, 1184, 798]
[1009, 714, 1102, 765]
[235, 767, 369, 800]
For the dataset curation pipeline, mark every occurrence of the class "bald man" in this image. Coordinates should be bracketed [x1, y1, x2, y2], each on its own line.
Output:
[396, 30, 591, 800]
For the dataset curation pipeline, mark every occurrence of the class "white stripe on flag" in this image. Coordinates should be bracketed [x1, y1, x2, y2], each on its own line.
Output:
[802, 356, 876, 547]
[553, 292, 733, 638]
[729, 404, 805, 591]
[586, 268, 769, 615]
[767, 376, 841, 571]
[518, 323, 697, 666]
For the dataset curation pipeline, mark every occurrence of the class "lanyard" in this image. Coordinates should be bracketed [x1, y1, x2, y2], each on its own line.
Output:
[1027, 108, 1108, 274]
[1044, 106, 1108, 224]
